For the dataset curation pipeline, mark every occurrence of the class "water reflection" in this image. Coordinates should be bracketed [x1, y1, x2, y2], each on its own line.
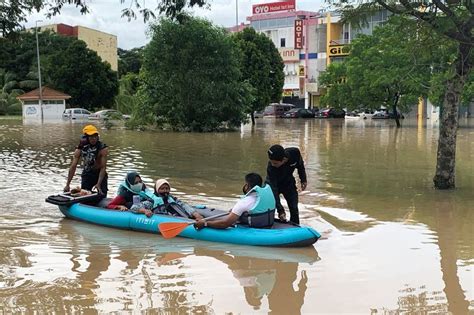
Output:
[0, 220, 318, 313]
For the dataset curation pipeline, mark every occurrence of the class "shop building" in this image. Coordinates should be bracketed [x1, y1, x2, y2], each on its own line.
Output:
[17, 87, 70, 120]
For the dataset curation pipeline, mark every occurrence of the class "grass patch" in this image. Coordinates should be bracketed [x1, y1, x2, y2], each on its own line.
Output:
[0, 115, 21, 120]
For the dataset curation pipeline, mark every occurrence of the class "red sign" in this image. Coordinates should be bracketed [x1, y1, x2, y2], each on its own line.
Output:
[252, 0, 296, 14]
[294, 19, 303, 49]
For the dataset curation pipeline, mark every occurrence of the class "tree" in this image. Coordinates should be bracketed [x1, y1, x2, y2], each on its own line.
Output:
[115, 73, 140, 114]
[233, 28, 284, 125]
[118, 47, 144, 78]
[1, 0, 210, 37]
[44, 40, 118, 110]
[329, 0, 474, 189]
[140, 17, 251, 131]
[320, 16, 432, 127]
[0, 69, 23, 115]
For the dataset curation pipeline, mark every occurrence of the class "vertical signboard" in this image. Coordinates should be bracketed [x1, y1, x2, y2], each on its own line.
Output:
[294, 19, 303, 49]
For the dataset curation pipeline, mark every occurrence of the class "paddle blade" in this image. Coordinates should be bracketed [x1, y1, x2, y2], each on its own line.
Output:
[159, 222, 192, 239]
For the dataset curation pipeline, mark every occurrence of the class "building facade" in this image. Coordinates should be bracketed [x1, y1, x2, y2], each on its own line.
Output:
[38, 24, 118, 71]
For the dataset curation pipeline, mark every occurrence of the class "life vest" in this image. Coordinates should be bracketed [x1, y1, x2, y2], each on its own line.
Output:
[140, 189, 177, 208]
[240, 184, 276, 228]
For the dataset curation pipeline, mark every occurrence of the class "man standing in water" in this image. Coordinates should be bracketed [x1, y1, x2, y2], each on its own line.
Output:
[266, 144, 307, 224]
[64, 125, 109, 196]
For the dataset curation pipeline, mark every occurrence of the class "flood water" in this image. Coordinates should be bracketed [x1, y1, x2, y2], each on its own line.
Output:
[0, 117, 472, 314]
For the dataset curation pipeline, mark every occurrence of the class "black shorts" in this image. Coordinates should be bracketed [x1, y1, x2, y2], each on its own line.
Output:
[81, 172, 108, 197]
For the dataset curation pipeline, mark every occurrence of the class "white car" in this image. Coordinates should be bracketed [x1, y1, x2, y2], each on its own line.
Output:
[89, 109, 129, 120]
[62, 108, 91, 120]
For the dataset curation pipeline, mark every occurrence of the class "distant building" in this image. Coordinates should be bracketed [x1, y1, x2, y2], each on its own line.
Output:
[17, 86, 70, 120]
[37, 23, 118, 71]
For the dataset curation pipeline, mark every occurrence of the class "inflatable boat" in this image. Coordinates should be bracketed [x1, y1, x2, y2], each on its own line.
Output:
[46, 193, 320, 247]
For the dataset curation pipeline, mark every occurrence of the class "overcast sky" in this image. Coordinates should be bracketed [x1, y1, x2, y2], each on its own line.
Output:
[23, 0, 326, 49]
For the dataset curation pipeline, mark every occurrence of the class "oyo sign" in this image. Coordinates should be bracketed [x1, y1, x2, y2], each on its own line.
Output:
[252, 0, 296, 14]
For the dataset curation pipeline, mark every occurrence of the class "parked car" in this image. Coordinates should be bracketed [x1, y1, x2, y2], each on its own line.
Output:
[62, 108, 91, 120]
[282, 108, 315, 118]
[318, 108, 346, 118]
[89, 109, 129, 120]
[254, 110, 264, 118]
[263, 103, 295, 118]
[372, 109, 404, 119]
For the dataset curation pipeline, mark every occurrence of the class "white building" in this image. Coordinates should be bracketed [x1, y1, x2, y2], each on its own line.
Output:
[17, 87, 70, 120]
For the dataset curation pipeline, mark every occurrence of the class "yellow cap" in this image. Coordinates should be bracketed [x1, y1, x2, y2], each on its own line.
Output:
[83, 125, 99, 136]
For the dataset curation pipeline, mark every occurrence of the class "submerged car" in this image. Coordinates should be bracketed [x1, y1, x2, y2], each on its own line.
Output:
[89, 109, 129, 120]
[282, 108, 315, 118]
[318, 108, 346, 118]
[62, 108, 91, 120]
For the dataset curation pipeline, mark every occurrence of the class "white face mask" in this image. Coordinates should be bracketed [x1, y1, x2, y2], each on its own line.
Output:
[130, 182, 143, 193]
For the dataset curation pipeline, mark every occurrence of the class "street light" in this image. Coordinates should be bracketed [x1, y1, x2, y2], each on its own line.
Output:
[35, 20, 43, 120]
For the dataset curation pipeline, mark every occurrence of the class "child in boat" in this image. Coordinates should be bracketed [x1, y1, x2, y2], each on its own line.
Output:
[130, 179, 203, 220]
[107, 171, 146, 210]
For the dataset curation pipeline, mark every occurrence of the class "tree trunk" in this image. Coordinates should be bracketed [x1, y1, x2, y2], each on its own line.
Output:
[392, 92, 401, 128]
[433, 43, 471, 189]
[251, 112, 255, 125]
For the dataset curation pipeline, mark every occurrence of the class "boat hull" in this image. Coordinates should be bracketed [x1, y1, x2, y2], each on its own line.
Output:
[59, 203, 320, 247]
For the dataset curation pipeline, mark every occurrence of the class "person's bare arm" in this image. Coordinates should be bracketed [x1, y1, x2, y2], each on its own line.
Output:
[94, 147, 108, 194]
[194, 213, 239, 229]
[64, 149, 81, 192]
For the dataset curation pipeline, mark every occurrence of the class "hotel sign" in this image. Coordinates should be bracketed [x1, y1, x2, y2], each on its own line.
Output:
[328, 45, 350, 57]
[294, 19, 303, 49]
[252, 0, 296, 14]
[279, 48, 299, 62]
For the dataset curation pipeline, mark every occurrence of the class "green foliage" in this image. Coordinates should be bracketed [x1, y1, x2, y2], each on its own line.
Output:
[233, 28, 284, 116]
[0, 69, 24, 115]
[43, 40, 119, 110]
[320, 16, 432, 113]
[140, 17, 250, 132]
[118, 47, 144, 77]
[1, 0, 210, 37]
[115, 73, 140, 114]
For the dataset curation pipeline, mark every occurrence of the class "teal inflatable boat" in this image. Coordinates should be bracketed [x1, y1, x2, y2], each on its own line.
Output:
[47, 193, 320, 247]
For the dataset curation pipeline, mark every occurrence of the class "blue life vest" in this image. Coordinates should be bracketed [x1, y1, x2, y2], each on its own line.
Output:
[140, 189, 176, 209]
[241, 184, 276, 228]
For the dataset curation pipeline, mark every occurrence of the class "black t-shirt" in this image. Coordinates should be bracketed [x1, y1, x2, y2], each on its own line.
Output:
[77, 140, 107, 175]
[266, 147, 307, 192]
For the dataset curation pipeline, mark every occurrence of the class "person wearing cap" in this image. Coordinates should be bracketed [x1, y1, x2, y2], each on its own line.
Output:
[266, 144, 307, 224]
[130, 179, 204, 220]
[64, 125, 109, 196]
[107, 171, 146, 210]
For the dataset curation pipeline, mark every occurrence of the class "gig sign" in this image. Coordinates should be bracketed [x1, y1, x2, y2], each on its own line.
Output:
[294, 19, 303, 49]
[252, 0, 296, 14]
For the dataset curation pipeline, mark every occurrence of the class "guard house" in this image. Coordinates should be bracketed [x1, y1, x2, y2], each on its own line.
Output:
[17, 87, 71, 120]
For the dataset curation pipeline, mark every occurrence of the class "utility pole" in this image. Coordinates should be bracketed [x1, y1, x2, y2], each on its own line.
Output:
[35, 20, 43, 120]
[236, 0, 239, 29]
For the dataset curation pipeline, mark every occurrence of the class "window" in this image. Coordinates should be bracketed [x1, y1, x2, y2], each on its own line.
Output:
[280, 38, 286, 47]
[74, 109, 81, 114]
[82, 110, 91, 115]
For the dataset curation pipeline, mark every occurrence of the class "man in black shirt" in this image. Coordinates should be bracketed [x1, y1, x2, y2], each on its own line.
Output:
[266, 144, 307, 224]
[64, 125, 109, 196]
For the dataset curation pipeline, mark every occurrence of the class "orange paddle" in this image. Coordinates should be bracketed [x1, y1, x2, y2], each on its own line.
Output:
[159, 212, 228, 239]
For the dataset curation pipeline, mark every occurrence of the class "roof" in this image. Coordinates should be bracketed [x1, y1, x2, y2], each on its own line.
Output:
[17, 87, 71, 100]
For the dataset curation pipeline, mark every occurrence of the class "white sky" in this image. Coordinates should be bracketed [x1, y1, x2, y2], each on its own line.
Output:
[23, 0, 326, 49]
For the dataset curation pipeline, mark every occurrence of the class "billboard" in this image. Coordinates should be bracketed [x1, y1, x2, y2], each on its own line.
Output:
[252, 0, 296, 14]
